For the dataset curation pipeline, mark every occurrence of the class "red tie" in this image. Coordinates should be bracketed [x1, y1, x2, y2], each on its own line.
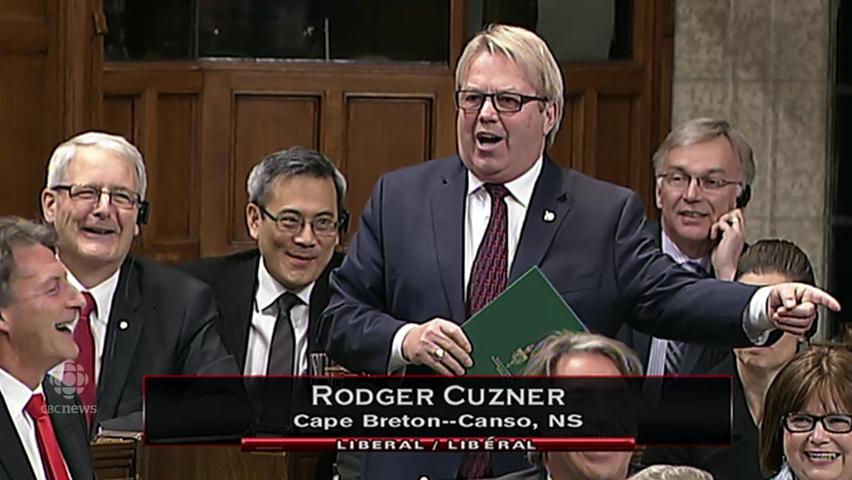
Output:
[25, 394, 71, 480]
[460, 184, 510, 479]
[68, 291, 96, 426]
[467, 183, 510, 316]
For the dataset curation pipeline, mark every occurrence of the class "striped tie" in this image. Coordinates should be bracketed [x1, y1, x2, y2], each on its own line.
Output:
[665, 341, 685, 375]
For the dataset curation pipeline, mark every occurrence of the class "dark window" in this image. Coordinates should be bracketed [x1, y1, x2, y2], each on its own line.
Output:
[465, 0, 633, 62]
[105, 0, 450, 64]
[829, 0, 852, 339]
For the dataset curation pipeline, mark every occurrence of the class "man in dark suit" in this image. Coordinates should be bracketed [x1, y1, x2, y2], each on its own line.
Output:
[619, 118, 755, 376]
[39, 132, 237, 431]
[180, 147, 346, 479]
[320, 24, 838, 480]
[181, 147, 347, 376]
[0, 217, 94, 480]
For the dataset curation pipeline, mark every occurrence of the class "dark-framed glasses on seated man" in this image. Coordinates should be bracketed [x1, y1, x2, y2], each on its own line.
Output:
[255, 204, 339, 236]
[783, 412, 852, 434]
[52, 184, 142, 209]
[454, 89, 548, 113]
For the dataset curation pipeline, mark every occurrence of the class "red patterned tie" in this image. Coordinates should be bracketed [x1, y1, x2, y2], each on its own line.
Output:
[68, 291, 96, 426]
[460, 183, 509, 479]
[25, 394, 72, 480]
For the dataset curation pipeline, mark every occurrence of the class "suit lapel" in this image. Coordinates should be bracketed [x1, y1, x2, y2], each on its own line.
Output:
[219, 253, 259, 370]
[0, 395, 37, 480]
[44, 383, 87, 479]
[308, 252, 342, 353]
[97, 258, 145, 425]
[510, 158, 572, 281]
[431, 159, 467, 323]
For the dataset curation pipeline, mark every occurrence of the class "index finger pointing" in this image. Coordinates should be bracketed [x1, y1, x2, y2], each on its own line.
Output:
[803, 286, 842, 312]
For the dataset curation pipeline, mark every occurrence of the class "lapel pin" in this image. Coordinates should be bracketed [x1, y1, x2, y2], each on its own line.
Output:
[543, 210, 556, 222]
[119, 320, 129, 331]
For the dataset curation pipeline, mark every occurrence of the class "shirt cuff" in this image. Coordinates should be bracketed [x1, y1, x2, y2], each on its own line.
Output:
[388, 323, 417, 373]
[743, 286, 774, 345]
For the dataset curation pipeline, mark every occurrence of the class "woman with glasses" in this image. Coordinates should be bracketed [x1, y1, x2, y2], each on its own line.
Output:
[759, 345, 852, 480]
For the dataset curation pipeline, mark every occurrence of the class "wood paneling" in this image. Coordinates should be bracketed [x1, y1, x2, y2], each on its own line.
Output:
[102, 95, 137, 141]
[595, 94, 636, 188]
[230, 94, 321, 245]
[344, 95, 433, 232]
[0, 0, 101, 221]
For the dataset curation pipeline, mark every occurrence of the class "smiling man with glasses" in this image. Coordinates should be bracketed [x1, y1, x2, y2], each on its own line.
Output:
[619, 118, 759, 385]
[39, 131, 237, 433]
[182, 146, 347, 378]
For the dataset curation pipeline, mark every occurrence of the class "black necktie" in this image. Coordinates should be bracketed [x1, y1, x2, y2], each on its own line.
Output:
[267, 292, 301, 375]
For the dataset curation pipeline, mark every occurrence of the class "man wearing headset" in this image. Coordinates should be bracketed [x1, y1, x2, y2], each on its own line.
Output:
[182, 147, 347, 378]
[40, 131, 237, 432]
[620, 117, 756, 376]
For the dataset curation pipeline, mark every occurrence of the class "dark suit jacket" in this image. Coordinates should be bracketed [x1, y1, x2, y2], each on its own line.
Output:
[0, 379, 94, 480]
[321, 156, 760, 479]
[642, 354, 763, 480]
[180, 248, 344, 371]
[617, 220, 729, 374]
[94, 256, 238, 429]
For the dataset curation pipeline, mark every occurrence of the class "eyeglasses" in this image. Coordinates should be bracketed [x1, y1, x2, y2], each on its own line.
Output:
[53, 184, 142, 209]
[256, 205, 339, 237]
[783, 413, 852, 434]
[455, 90, 548, 113]
[656, 172, 741, 191]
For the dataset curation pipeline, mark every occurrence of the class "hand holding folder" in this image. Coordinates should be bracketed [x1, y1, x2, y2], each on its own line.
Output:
[461, 267, 587, 375]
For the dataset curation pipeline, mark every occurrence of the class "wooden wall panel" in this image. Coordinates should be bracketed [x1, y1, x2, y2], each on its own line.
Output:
[0, 55, 51, 217]
[102, 95, 137, 141]
[150, 94, 198, 243]
[229, 94, 321, 246]
[594, 94, 635, 188]
[548, 93, 583, 171]
[344, 95, 433, 231]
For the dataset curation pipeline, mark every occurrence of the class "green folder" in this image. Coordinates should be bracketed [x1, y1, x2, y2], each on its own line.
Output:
[462, 267, 587, 376]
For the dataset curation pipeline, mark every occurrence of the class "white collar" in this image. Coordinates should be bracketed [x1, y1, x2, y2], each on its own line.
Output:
[0, 367, 43, 417]
[466, 156, 543, 208]
[66, 268, 121, 326]
[661, 230, 710, 272]
[255, 257, 314, 313]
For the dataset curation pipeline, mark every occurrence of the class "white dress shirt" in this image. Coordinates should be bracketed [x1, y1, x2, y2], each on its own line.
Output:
[49, 269, 121, 384]
[388, 158, 544, 371]
[243, 258, 313, 376]
[0, 368, 54, 480]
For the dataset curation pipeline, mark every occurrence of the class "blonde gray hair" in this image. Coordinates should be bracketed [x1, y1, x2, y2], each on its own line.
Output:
[455, 24, 564, 146]
[652, 117, 755, 187]
[629, 465, 714, 480]
[46, 131, 148, 199]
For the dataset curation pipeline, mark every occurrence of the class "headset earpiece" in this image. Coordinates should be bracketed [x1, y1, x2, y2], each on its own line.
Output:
[137, 200, 150, 225]
[338, 208, 350, 234]
[736, 184, 751, 209]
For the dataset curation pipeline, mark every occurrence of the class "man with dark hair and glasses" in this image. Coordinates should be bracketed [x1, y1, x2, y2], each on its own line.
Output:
[40, 131, 237, 433]
[180, 146, 346, 478]
[182, 146, 346, 377]
[321, 24, 838, 480]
